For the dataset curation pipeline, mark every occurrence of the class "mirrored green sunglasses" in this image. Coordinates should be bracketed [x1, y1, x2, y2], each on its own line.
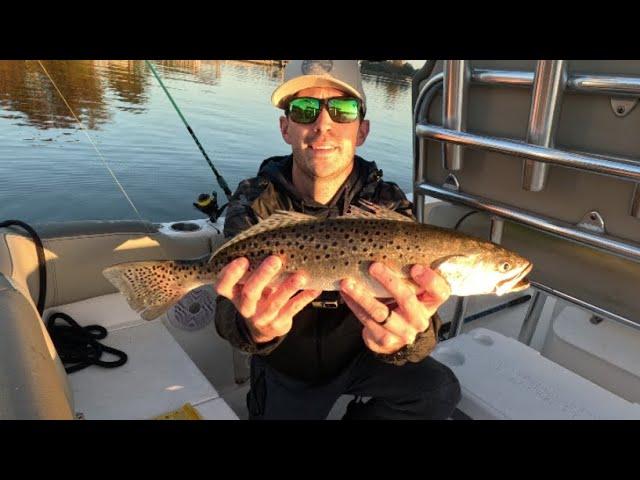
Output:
[286, 97, 362, 124]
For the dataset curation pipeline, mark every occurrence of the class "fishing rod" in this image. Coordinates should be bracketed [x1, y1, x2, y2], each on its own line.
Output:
[145, 60, 233, 208]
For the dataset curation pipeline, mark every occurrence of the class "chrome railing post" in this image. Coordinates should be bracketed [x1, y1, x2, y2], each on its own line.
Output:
[631, 184, 640, 219]
[517, 290, 547, 345]
[442, 61, 470, 171]
[442, 61, 470, 336]
[490, 216, 504, 244]
[414, 73, 444, 224]
[523, 60, 567, 192]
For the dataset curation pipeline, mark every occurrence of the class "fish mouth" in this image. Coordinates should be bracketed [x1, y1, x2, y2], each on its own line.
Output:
[495, 262, 533, 296]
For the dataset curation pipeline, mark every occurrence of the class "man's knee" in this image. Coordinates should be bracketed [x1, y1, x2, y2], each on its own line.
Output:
[409, 359, 461, 418]
[426, 361, 461, 406]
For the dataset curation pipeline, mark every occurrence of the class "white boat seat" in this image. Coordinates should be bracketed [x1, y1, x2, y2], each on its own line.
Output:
[1, 220, 236, 419]
[44, 293, 238, 420]
[432, 328, 640, 419]
[0, 273, 74, 419]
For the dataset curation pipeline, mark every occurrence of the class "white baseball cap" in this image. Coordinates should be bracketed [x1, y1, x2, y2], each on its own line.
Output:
[271, 60, 366, 114]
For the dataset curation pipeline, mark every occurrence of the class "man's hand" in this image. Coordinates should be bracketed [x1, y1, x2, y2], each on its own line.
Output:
[340, 262, 451, 355]
[214, 255, 321, 344]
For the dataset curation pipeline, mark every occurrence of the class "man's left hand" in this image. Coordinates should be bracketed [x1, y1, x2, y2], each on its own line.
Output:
[340, 262, 451, 355]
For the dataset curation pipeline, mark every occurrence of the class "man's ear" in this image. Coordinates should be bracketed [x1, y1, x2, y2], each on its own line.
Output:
[356, 119, 370, 146]
[279, 116, 292, 145]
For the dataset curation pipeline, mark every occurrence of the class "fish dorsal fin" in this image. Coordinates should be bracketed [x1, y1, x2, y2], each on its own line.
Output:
[211, 210, 317, 258]
[345, 199, 414, 222]
[272, 210, 317, 222]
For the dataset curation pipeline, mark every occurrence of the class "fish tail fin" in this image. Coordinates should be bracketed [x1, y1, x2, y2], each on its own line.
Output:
[103, 260, 200, 321]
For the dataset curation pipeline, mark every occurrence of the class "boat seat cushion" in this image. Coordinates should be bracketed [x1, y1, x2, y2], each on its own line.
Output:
[43, 292, 238, 420]
[0, 274, 74, 419]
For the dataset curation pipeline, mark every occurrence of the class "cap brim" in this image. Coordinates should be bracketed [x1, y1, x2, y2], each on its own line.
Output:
[271, 75, 364, 109]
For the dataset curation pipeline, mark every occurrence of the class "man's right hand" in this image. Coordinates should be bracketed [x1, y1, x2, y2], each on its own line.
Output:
[214, 255, 321, 344]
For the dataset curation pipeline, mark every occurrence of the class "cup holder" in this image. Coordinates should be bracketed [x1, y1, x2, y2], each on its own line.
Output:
[170, 222, 201, 232]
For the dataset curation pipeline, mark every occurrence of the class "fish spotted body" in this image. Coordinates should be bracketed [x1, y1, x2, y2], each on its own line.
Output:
[103, 202, 532, 320]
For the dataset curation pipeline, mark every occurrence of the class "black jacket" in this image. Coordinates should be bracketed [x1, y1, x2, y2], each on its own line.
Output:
[214, 154, 441, 383]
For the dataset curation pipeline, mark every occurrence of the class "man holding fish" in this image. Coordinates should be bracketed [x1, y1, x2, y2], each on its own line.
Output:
[213, 60, 462, 420]
[104, 61, 531, 418]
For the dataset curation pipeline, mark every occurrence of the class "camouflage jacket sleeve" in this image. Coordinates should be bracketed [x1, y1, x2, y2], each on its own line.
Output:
[369, 180, 443, 365]
[366, 178, 415, 220]
[214, 296, 285, 355]
[213, 176, 286, 355]
[373, 312, 443, 365]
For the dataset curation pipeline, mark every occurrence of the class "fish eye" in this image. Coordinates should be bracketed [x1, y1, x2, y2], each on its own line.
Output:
[499, 262, 512, 272]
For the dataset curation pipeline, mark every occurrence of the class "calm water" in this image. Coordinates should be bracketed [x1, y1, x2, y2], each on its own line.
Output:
[0, 60, 414, 223]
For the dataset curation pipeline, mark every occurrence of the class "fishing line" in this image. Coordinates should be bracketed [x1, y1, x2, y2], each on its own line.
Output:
[35, 60, 232, 331]
[37, 60, 148, 224]
[35, 60, 175, 266]
[32, 60, 184, 353]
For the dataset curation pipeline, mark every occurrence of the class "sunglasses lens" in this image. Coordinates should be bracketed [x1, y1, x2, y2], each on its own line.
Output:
[328, 98, 360, 123]
[287, 97, 361, 124]
[288, 98, 320, 124]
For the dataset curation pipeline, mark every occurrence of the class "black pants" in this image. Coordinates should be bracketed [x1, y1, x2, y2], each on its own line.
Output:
[247, 350, 461, 420]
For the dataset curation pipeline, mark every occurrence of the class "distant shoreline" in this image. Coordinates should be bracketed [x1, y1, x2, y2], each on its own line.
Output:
[239, 60, 416, 80]
[360, 61, 416, 80]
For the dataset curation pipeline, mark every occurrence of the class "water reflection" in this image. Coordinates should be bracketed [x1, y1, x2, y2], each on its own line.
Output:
[157, 60, 203, 73]
[0, 60, 413, 223]
[100, 60, 150, 113]
[0, 60, 111, 130]
[221, 60, 284, 83]
[154, 60, 217, 85]
[0, 60, 288, 131]
[0, 61, 408, 131]
[363, 74, 409, 109]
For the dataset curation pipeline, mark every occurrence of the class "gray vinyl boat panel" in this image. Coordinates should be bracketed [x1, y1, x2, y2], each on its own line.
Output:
[416, 60, 640, 327]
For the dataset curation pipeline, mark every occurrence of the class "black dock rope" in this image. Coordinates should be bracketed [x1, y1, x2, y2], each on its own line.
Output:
[46, 312, 128, 373]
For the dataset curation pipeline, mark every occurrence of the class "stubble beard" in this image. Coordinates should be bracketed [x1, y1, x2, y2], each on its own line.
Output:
[292, 149, 356, 204]
[293, 147, 354, 182]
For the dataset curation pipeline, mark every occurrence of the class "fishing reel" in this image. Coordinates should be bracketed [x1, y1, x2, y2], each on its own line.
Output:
[193, 191, 227, 222]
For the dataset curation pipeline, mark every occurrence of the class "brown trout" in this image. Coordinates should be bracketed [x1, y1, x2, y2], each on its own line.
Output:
[103, 201, 532, 320]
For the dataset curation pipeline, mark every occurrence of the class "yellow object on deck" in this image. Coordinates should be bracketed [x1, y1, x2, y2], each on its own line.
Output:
[153, 403, 203, 420]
